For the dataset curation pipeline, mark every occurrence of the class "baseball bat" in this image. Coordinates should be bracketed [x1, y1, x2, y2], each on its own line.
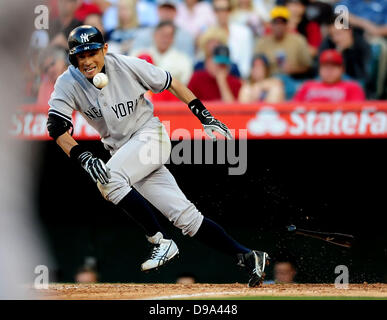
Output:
[287, 225, 354, 248]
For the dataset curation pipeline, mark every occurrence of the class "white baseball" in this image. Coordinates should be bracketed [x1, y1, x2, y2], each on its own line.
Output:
[93, 73, 109, 88]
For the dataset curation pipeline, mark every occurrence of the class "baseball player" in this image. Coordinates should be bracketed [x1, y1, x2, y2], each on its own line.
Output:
[46, 25, 269, 287]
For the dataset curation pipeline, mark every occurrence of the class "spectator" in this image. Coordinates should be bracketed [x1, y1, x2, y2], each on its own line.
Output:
[305, 0, 335, 26]
[352, 20, 387, 39]
[238, 54, 285, 103]
[308, 0, 331, 24]
[102, 0, 158, 34]
[24, 31, 50, 101]
[304, 0, 335, 45]
[255, 6, 313, 78]
[229, 0, 265, 37]
[107, 0, 140, 55]
[176, 272, 197, 284]
[37, 46, 69, 106]
[48, 0, 60, 20]
[273, 261, 297, 284]
[131, 0, 195, 59]
[175, 0, 217, 39]
[131, 21, 193, 85]
[319, 17, 371, 82]
[84, 12, 106, 37]
[286, 0, 322, 57]
[195, 27, 241, 77]
[75, 267, 99, 283]
[213, 0, 254, 79]
[293, 49, 366, 102]
[74, 0, 103, 22]
[188, 45, 242, 101]
[49, 0, 83, 49]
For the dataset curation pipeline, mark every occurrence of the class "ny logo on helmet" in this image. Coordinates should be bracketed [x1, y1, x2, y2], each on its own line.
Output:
[80, 33, 89, 43]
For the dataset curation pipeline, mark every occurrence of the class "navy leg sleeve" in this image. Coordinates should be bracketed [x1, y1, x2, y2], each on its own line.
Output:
[116, 188, 168, 238]
[194, 217, 250, 255]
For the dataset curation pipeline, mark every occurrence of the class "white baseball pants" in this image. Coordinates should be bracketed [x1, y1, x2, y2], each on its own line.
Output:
[97, 117, 204, 236]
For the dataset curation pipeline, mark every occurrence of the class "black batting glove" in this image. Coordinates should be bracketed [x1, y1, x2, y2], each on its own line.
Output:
[188, 99, 233, 141]
[200, 110, 233, 140]
[79, 151, 111, 185]
[70, 145, 111, 185]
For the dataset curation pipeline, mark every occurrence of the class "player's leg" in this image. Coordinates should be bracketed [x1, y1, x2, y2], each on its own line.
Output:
[134, 165, 245, 251]
[115, 187, 166, 238]
[116, 188, 179, 271]
[195, 217, 269, 287]
[133, 165, 203, 236]
[97, 135, 168, 236]
[134, 165, 270, 286]
[196, 218, 269, 287]
[96, 120, 179, 271]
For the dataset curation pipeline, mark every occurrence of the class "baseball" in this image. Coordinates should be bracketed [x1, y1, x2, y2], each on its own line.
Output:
[93, 73, 109, 88]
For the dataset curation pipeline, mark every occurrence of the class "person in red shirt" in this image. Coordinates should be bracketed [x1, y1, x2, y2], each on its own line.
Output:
[188, 45, 242, 102]
[293, 49, 365, 102]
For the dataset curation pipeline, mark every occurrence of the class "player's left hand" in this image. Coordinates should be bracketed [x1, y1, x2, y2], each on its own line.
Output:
[201, 110, 233, 140]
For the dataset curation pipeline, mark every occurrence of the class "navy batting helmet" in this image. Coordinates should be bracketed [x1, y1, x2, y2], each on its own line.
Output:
[68, 25, 105, 66]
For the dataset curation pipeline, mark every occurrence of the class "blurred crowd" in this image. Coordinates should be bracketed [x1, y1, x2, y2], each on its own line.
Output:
[26, 0, 387, 107]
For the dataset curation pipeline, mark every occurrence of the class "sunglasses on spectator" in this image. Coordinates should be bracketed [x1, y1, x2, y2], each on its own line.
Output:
[214, 6, 231, 12]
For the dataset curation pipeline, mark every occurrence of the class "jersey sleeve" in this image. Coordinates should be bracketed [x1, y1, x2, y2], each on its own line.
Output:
[126, 57, 172, 94]
[47, 76, 75, 123]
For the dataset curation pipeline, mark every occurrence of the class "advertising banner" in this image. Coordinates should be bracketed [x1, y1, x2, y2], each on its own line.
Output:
[11, 102, 387, 140]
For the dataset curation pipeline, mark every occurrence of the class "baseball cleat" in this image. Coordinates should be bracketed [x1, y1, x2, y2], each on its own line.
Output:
[237, 250, 270, 287]
[141, 232, 179, 272]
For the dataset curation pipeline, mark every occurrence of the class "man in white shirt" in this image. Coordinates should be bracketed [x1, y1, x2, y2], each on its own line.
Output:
[213, 0, 254, 79]
[131, 0, 195, 59]
[131, 21, 193, 84]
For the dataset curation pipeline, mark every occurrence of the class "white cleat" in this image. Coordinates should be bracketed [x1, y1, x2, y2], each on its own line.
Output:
[141, 232, 179, 271]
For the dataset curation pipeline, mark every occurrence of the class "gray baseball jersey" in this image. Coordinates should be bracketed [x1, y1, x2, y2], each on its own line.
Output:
[48, 52, 172, 152]
[48, 52, 203, 237]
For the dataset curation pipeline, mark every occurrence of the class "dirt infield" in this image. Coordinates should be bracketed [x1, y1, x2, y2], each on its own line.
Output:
[36, 283, 387, 300]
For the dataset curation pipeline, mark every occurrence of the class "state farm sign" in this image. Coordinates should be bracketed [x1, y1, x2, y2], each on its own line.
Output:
[247, 106, 387, 138]
[10, 102, 387, 140]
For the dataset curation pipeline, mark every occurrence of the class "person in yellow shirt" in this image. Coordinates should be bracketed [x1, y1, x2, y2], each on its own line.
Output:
[255, 6, 312, 78]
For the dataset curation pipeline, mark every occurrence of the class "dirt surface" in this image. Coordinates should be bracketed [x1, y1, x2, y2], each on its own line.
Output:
[35, 283, 387, 300]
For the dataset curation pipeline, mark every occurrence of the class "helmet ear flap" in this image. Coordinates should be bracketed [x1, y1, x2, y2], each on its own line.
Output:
[69, 54, 78, 67]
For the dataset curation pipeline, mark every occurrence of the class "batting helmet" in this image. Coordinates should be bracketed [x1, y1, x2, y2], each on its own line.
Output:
[68, 25, 105, 66]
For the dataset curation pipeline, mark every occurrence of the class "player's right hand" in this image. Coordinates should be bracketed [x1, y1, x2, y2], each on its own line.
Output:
[201, 110, 233, 141]
[78, 151, 111, 185]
